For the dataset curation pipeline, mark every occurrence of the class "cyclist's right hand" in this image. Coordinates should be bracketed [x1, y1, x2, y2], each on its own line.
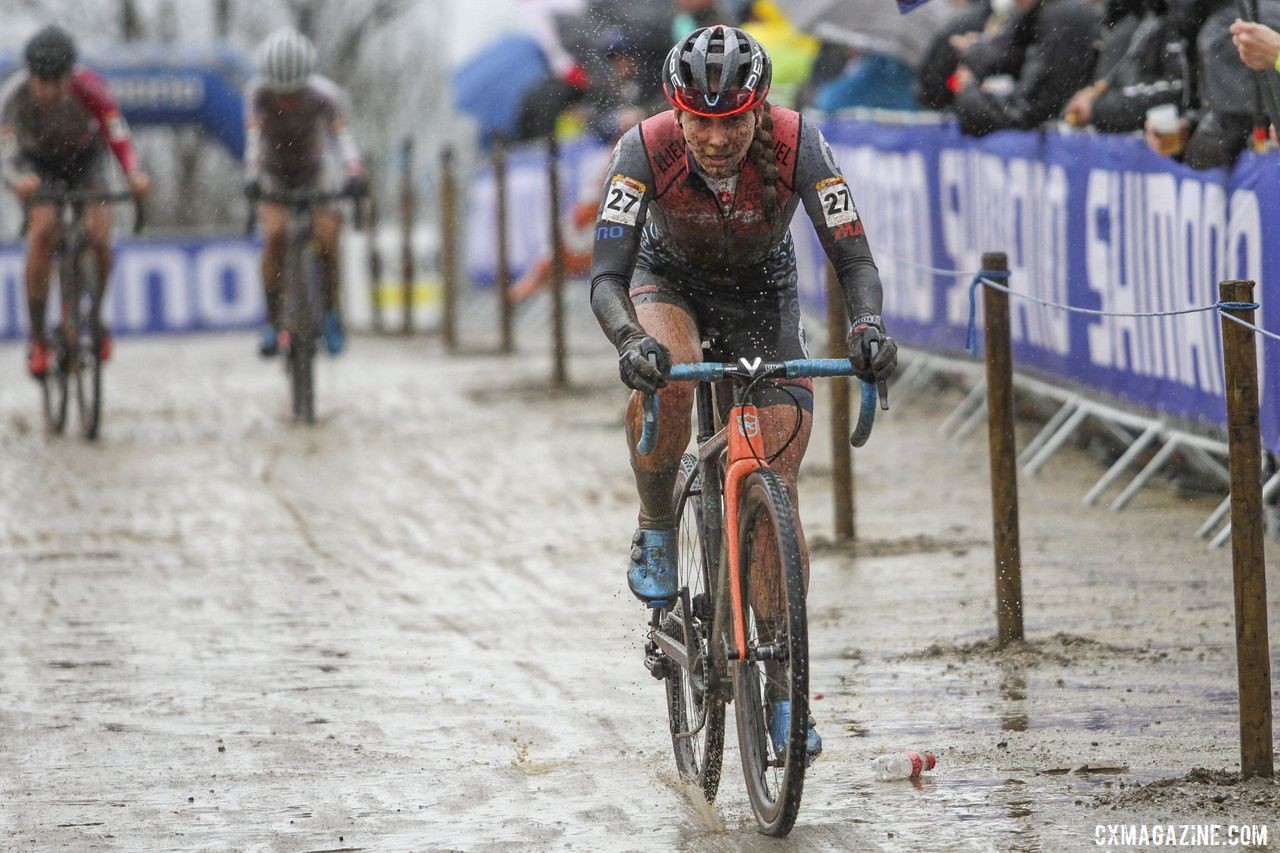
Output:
[618, 333, 670, 395]
[15, 173, 39, 202]
[342, 173, 369, 198]
[243, 178, 262, 202]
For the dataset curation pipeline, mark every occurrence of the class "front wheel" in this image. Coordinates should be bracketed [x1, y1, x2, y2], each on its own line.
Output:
[733, 467, 809, 837]
[74, 345, 102, 441]
[287, 344, 315, 424]
[663, 453, 726, 802]
[41, 342, 70, 436]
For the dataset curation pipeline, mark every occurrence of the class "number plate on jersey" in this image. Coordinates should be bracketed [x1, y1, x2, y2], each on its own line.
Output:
[602, 174, 646, 226]
[816, 176, 857, 227]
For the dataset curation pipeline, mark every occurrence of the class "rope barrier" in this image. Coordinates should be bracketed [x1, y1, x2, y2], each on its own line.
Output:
[884, 254, 982, 278]
[958, 270, 1274, 354]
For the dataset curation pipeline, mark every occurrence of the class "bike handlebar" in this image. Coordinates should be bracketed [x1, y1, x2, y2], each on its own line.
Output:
[23, 190, 145, 235]
[636, 357, 888, 456]
[245, 187, 368, 235]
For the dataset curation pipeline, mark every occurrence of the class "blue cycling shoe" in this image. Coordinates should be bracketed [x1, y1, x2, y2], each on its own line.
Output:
[626, 527, 677, 607]
[323, 311, 345, 355]
[258, 323, 279, 357]
[769, 700, 823, 765]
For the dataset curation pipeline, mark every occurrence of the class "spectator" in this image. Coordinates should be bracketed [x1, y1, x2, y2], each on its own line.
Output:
[1063, 0, 1187, 132]
[1230, 18, 1280, 69]
[949, 0, 1100, 136]
[916, 0, 996, 110]
[741, 1, 820, 107]
[809, 49, 922, 112]
[1144, 0, 1280, 168]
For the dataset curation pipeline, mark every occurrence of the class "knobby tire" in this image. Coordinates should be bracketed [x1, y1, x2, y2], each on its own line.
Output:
[663, 453, 726, 802]
[733, 467, 809, 837]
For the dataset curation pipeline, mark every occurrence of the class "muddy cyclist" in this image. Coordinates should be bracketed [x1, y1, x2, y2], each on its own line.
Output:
[588, 25, 898, 762]
[0, 25, 150, 378]
[244, 28, 368, 358]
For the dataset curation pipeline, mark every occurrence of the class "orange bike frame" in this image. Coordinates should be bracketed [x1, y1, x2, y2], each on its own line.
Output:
[721, 402, 766, 662]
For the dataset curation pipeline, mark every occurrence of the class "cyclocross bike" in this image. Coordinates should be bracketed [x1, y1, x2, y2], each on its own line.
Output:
[247, 187, 365, 424]
[637, 340, 886, 836]
[27, 187, 143, 441]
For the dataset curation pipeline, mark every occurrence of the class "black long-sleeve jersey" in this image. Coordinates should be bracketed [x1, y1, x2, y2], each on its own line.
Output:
[588, 107, 885, 348]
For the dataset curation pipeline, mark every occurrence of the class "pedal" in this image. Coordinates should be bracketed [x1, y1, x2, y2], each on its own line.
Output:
[643, 640, 671, 680]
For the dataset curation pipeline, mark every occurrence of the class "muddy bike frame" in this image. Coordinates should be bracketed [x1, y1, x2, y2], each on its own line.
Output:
[25, 187, 143, 440]
[637, 354, 884, 833]
[639, 357, 879, 662]
[247, 187, 364, 423]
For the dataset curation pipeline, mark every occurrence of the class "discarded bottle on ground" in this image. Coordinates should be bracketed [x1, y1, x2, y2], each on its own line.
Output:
[872, 750, 938, 781]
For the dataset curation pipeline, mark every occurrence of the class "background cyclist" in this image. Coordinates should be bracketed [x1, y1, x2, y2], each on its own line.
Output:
[589, 25, 898, 763]
[0, 25, 150, 378]
[244, 28, 367, 357]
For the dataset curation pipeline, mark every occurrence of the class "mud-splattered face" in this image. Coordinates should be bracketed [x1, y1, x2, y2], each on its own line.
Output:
[677, 109, 758, 179]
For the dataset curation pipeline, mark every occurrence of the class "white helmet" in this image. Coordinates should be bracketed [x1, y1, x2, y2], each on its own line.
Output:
[257, 28, 316, 91]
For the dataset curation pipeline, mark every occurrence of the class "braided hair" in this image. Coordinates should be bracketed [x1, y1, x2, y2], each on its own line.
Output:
[747, 102, 780, 222]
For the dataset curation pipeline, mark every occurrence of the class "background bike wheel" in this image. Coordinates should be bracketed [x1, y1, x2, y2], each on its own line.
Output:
[732, 467, 809, 837]
[76, 347, 103, 441]
[288, 345, 315, 424]
[285, 243, 318, 424]
[663, 453, 725, 803]
[41, 352, 70, 435]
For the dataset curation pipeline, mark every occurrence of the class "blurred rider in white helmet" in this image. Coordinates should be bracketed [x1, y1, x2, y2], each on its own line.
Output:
[244, 28, 367, 357]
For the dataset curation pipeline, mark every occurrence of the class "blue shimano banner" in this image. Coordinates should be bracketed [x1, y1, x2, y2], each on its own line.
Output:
[809, 119, 1276, 448]
[469, 119, 1280, 449]
[0, 237, 263, 339]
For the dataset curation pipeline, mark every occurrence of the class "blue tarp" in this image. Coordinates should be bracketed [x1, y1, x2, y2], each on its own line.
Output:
[451, 34, 549, 146]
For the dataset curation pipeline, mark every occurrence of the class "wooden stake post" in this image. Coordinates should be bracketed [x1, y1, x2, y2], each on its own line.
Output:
[1218, 280, 1275, 779]
[825, 263, 854, 540]
[366, 166, 383, 333]
[494, 138, 513, 353]
[548, 135, 568, 387]
[439, 146, 458, 352]
[982, 252, 1024, 647]
[399, 138, 415, 335]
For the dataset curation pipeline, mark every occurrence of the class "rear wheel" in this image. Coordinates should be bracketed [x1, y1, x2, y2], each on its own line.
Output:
[663, 453, 725, 802]
[733, 467, 809, 837]
[285, 240, 319, 424]
[76, 345, 102, 441]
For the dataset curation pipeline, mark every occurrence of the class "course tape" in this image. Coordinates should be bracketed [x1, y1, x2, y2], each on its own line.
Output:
[961, 270, 1276, 355]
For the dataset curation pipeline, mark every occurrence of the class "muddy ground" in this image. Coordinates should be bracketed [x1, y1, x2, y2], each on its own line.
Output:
[0, 320, 1276, 851]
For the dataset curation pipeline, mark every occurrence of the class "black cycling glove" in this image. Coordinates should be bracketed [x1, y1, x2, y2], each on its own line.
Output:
[618, 333, 671, 395]
[343, 173, 370, 198]
[846, 315, 898, 382]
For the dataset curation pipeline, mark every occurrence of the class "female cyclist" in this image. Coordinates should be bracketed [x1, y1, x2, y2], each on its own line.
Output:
[589, 25, 898, 761]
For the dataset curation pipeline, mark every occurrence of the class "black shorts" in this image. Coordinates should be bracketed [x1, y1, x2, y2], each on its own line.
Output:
[630, 263, 814, 410]
[26, 144, 109, 191]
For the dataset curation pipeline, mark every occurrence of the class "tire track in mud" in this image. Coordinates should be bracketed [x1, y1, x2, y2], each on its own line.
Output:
[3, 335, 1275, 849]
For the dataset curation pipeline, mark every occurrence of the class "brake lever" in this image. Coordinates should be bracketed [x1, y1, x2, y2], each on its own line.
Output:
[864, 333, 890, 411]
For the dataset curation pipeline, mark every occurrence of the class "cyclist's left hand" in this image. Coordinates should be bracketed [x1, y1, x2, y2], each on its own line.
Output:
[127, 171, 151, 198]
[847, 318, 898, 382]
[343, 173, 369, 198]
